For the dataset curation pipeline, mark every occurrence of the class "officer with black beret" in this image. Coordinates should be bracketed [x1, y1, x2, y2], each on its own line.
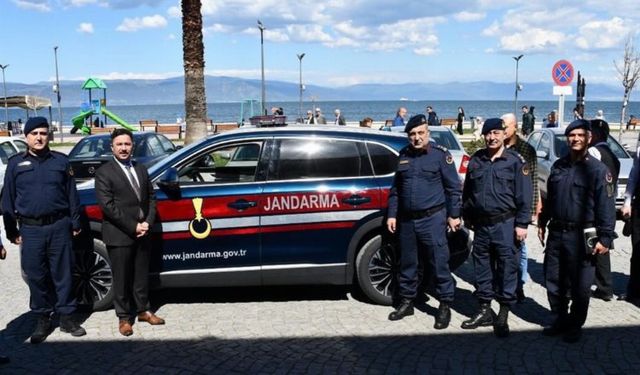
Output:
[387, 114, 462, 329]
[2, 117, 86, 344]
[461, 118, 532, 338]
[538, 119, 616, 343]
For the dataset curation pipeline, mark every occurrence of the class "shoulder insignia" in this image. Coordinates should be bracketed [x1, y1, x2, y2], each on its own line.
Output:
[433, 144, 448, 153]
[445, 154, 454, 164]
[522, 164, 529, 176]
[606, 172, 613, 183]
[508, 149, 526, 164]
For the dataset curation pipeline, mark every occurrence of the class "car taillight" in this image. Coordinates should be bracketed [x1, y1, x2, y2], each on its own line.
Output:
[459, 154, 470, 174]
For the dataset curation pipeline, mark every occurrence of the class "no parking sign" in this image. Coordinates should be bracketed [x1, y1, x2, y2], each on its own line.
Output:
[552, 60, 574, 86]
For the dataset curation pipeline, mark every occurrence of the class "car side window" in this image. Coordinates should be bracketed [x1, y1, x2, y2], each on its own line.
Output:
[366, 142, 398, 176]
[177, 142, 263, 184]
[146, 135, 165, 156]
[270, 138, 369, 180]
[538, 133, 551, 155]
[527, 132, 542, 149]
[0, 142, 13, 163]
[156, 135, 176, 153]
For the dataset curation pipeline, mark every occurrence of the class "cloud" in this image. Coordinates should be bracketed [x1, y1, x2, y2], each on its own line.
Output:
[12, 0, 51, 12]
[454, 11, 486, 22]
[575, 17, 632, 50]
[498, 28, 567, 53]
[77, 22, 94, 34]
[116, 14, 168, 32]
[66, 0, 99, 6]
[86, 71, 182, 80]
[167, 5, 180, 18]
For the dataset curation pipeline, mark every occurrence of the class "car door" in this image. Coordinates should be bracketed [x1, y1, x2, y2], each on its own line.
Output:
[535, 132, 553, 199]
[152, 139, 267, 287]
[259, 136, 382, 285]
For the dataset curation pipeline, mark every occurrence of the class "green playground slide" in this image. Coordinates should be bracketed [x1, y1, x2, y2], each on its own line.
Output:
[71, 110, 93, 134]
[101, 108, 136, 131]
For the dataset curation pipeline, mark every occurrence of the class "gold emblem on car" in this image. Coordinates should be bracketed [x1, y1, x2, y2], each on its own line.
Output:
[189, 197, 212, 239]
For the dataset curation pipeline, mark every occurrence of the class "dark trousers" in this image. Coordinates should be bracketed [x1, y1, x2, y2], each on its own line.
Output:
[629, 206, 640, 298]
[471, 218, 519, 305]
[398, 209, 455, 302]
[544, 229, 595, 329]
[593, 252, 613, 295]
[108, 239, 151, 319]
[20, 217, 76, 315]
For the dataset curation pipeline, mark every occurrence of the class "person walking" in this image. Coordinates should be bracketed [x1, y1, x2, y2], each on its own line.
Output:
[537, 119, 616, 343]
[456, 107, 465, 135]
[521, 106, 534, 136]
[2, 117, 86, 344]
[386, 114, 462, 329]
[393, 107, 407, 127]
[502, 113, 539, 303]
[95, 128, 165, 337]
[426, 106, 439, 126]
[461, 118, 532, 338]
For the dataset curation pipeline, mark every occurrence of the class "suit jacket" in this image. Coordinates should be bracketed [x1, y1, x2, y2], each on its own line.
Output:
[95, 159, 157, 246]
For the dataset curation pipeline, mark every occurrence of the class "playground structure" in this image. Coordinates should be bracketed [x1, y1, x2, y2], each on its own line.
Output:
[71, 78, 136, 134]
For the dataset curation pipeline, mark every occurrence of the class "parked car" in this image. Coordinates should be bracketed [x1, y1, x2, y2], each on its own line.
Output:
[388, 125, 469, 180]
[68, 132, 178, 181]
[0, 136, 28, 191]
[526, 128, 632, 208]
[71, 126, 470, 311]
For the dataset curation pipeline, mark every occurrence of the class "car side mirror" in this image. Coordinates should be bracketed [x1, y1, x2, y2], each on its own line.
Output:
[157, 167, 180, 197]
[536, 150, 549, 159]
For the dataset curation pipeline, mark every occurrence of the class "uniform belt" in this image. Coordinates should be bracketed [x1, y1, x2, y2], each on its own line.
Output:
[548, 220, 594, 231]
[471, 211, 516, 226]
[404, 203, 446, 220]
[19, 212, 67, 226]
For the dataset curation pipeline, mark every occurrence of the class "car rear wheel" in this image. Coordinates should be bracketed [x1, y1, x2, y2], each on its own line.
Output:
[73, 239, 113, 311]
[356, 235, 396, 306]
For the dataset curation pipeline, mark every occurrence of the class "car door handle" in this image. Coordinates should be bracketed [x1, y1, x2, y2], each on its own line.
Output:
[342, 195, 371, 206]
[228, 199, 257, 210]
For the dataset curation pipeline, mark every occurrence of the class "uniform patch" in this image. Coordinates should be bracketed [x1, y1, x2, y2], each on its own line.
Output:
[522, 164, 529, 176]
[606, 172, 613, 183]
[68, 167, 74, 177]
[607, 183, 615, 197]
[445, 155, 454, 164]
[399, 160, 409, 165]
[18, 161, 31, 167]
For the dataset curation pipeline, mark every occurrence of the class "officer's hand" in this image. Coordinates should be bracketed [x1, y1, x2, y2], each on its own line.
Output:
[73, 229, 81, 237]
[537, 227, 545, 247]
[386, 218, 396, 234]
[622, 204, 632, 219]
[447, 217, 461, 232]
[136, 223, 148, 237]
[515, 227, 527, 242]
[0, 246, 6, 260]
[11, 236, 22, 245]
[140, 222, 149, 231]
[594, 242, 609, 255]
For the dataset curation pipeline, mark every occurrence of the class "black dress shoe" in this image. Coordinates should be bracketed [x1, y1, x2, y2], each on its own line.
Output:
[0, 355, 9, 364]
[59, 315, 87, 337]
[562, 327, 582, 343]
[388, 299, 414, 321]
[31, 315, 52, 344]
[461, 303, 494, 329]
[591, 289, 613, 302]
[434, 302, 451, 330]
[516, 288, 526, 304]
[493, 304, 510, 338]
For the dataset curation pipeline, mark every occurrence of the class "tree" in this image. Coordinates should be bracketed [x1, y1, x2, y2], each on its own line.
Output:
[615, 34, 640, 139]
[182, 0, 208, 145]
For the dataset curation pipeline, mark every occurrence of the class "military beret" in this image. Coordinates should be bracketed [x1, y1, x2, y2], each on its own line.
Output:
[24, 116, 49, 134]
[590, 119, 610, 138]
[565, 119, 591, 136]
[481, 118, 505, 135]
[404, 114, 427, 133]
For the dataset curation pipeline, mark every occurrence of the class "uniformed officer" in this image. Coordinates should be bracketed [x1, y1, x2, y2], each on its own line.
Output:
[537, 119, 616, 343]
[0, 235, 9, 364]
[2, 117, 86, 344]
[461, 118, 532, 338]
[387, 114, 462, 329]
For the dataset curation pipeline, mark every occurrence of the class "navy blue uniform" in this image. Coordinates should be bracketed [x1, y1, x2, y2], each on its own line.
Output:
[388, 142, 462, 301]
[2, 150, 81, 316]
[538, 155, 615, 329]
[462, 148, 532, 305]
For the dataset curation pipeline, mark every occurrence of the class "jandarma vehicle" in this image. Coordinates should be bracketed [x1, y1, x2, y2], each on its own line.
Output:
[0, 136, 28, 192]
[72, 126, 470, 310]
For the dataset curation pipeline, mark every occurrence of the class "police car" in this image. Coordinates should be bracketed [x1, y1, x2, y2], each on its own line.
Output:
[0, 136, 28, 192]
[72, 126, 469, 310]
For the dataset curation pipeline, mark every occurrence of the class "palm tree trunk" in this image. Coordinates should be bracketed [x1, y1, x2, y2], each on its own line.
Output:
[182, 0, 208, 145]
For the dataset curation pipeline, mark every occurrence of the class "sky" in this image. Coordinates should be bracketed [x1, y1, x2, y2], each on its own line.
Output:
[1, 0, 639, 87]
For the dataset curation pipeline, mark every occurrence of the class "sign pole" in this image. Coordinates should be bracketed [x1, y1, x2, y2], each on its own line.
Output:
[558, 94, 565, 127]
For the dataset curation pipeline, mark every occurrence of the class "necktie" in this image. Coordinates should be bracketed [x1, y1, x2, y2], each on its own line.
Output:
[125, 164, 144, 220]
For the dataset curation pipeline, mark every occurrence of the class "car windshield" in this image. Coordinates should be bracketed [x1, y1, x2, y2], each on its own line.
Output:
[554, 134, 631, 159]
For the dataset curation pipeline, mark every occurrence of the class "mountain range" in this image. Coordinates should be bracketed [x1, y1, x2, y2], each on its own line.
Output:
[1, 76, 627, 106]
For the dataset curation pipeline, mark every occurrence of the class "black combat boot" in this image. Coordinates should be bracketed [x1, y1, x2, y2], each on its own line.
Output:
[493, 304, 510, 338]
[30, 314, 52, 344]
[388, 298, 414, 321]
[542, 314, 569, 337]
[434, 302, 451, 330]
[59, 315, 87, 337]
[461, 302, 494, 329]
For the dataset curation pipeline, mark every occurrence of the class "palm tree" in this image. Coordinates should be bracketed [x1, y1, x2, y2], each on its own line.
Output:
[181, 0, 208, 145]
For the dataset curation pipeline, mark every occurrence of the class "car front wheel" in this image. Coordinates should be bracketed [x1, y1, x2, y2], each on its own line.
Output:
[73, 239, 113, 311]
[356, 235, 396, 306]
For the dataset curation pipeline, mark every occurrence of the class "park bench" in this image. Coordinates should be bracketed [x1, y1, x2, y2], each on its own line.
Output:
[440, 118, 457, 128]
[0, 130, 11, 137]
[628, 117, 640, 130]
[213, 122, 239, 134]
[139, 119, 158, 132]
[90, 127, 115, 134]
[156, 124, 183, 139]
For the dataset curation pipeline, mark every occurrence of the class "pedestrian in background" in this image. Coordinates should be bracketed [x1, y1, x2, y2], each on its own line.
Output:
[537, 119, 615, 343]
[314, 108, 327, 124]
[521, 106, 534, 136]
[588, 119, 619, 302]
[334, 109, 346, 125]
[461, 118, 532, 338]
[2, 117, 86, 344]
[386, 114, 462, 329]
[95, 128, 164, 337]
[456, 107, 465, 135]
[426, 106, 439, 126]
[393, 107, 407, 127]
[502, 113, 539, 303]
[545, 112, 558, 128]
[360, 117, 373, 128]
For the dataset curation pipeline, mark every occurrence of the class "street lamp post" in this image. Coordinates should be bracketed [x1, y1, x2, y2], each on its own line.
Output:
[257, 20, 266, 115]
[513, 54, 524, 116]
[53, 46, 63, 142]
[0, 64, 9, 130]
[297, 53, 305, 122]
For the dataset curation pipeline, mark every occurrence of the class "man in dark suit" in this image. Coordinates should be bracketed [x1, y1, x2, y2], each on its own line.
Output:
[95, 128, 164, 336]
[1, 240, 9, 364]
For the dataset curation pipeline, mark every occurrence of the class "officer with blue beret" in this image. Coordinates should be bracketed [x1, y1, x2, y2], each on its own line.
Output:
[387, 114, 462, 329]
[2, 116, 86, 344]
[537, 119, 616, 343]
[461, 118, 532, 337]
